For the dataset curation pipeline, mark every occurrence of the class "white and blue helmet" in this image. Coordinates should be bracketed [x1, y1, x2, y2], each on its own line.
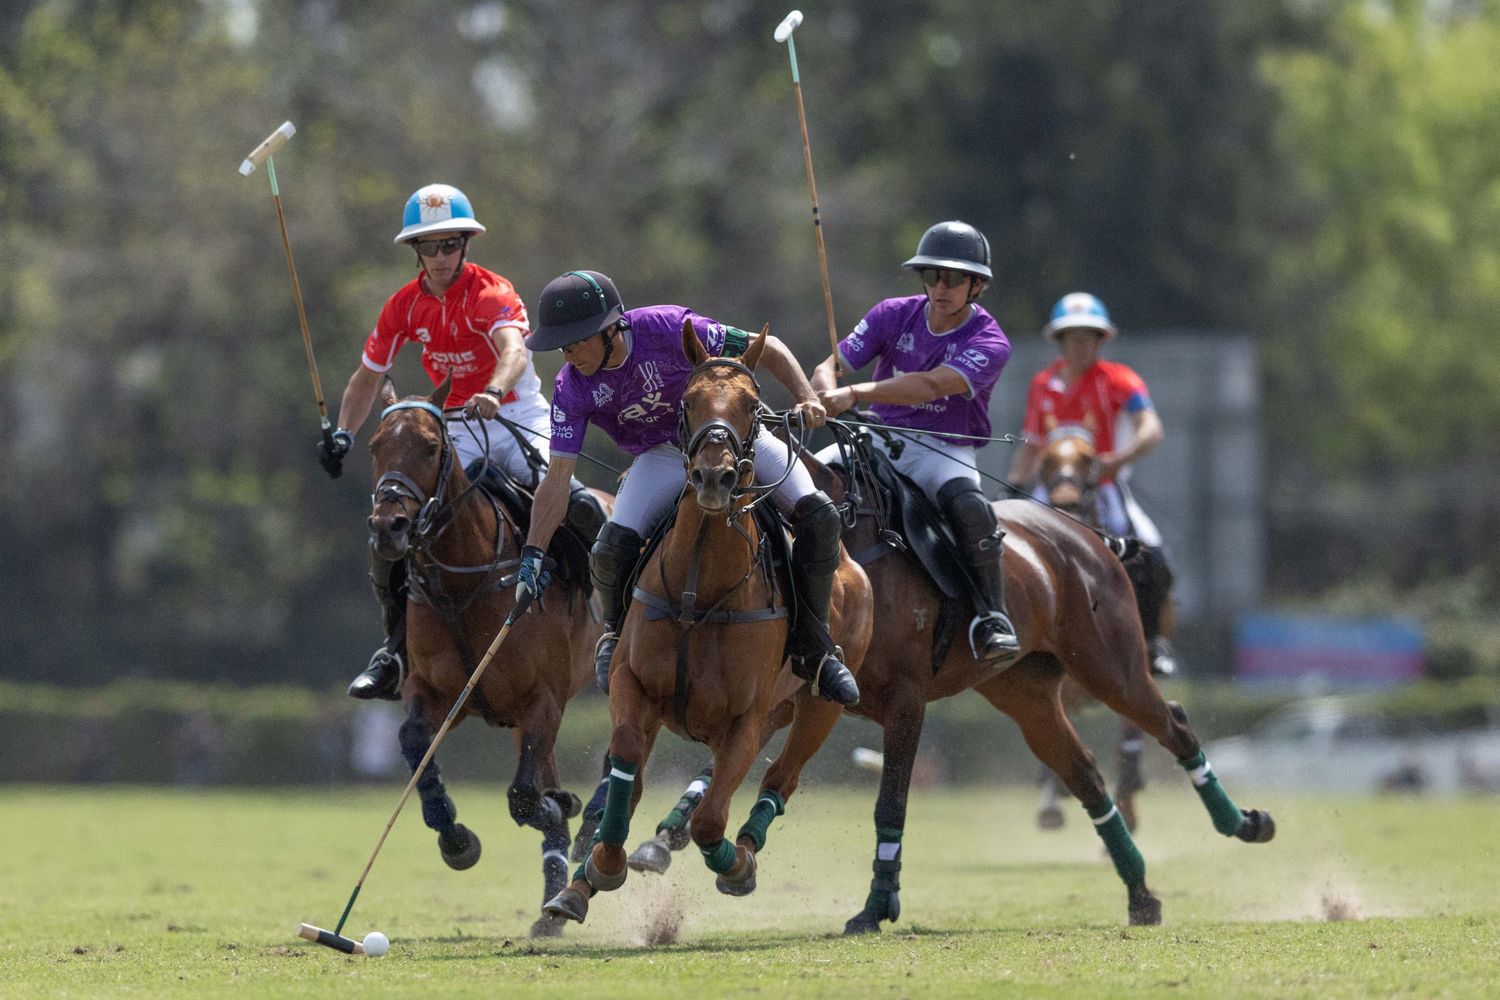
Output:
[1043, 292, 1116, 340]
[394, 184, 487, 244]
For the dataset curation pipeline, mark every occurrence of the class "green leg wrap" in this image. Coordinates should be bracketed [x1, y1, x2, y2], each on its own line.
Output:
[735, 790, 786, 852]
[598, 755, 638, 846]
[700, 837, 738, 873]
[1179, 749, 1244, 837]
[659, 772, 710, 834]
[865, 825, 904, 920]
[1088, 797, 1146, 886]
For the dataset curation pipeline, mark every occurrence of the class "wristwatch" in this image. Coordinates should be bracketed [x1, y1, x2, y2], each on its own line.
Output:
[483, 385, 505, 398]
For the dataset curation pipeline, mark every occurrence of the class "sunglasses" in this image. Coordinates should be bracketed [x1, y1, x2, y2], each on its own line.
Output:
[918, 267, 973, 289]
[413, 235, 468, 258]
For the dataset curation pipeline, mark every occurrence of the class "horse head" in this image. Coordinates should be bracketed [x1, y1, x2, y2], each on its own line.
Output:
[678, 318, 767, 513]
[1039, 424, 1099, 520]
[367, 375, 454, 559]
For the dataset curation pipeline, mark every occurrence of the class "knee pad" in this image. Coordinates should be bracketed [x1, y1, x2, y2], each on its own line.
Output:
[567, 478, 608, 540]
[590, 522, 644, 583]
[937, 479, 998, 544]
[791, 491, 842, 566]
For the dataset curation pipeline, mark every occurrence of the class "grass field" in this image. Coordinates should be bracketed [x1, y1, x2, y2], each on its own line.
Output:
[3, 782, 1497, 998]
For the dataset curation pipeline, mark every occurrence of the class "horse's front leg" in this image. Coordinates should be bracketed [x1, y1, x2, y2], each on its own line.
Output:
[507, 699, 581, 938]
[694, 713, 765, 896]
[1114, 718, 1146, 833]
[399, 690, 481, 871]
[843, 683, 925, 935]
[627, 761, 714, 874]
[543, 662, 660, 924]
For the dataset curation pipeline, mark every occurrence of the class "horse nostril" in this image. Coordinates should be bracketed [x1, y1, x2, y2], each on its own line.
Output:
[689, 468, 704, 489]
[716, 468, 737, 493]
[390, 514, 410, 535]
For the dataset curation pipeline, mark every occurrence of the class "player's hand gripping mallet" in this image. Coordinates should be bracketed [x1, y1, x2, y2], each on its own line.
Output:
[297, 588, 543, 957]
[239, 122, 334, 452]
[775, 10, 842, 380]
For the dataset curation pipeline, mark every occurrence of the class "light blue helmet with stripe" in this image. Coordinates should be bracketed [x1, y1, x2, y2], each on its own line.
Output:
[1043, 292, 1116, 340]
[394, 184, 487, 244]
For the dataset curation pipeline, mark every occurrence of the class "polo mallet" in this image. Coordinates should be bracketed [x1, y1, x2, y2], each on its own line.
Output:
[775, 10, 842, 380]
[239, 121, 334, 453]
[298, 587, 542, 955]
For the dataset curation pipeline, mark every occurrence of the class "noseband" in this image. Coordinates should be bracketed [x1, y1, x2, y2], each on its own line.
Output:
[677, 357, 762, 488]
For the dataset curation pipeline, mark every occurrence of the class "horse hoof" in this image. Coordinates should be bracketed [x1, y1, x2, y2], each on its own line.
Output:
[627, 833, 673, 874]
[715, 847, 757, 897]
[528, 912, 568, 939]
[585, 851, 628, 892]
[1236, 808, 1276, 844]
[1128, 886, 1162, 926]
[545, 788, 583, 821]
[437, 823, 481, 870]
[665, 821, 694, 852]
[1037, 806, 1065, 830]
[543, 887, 589, 924]
[843, 909, 883, 935]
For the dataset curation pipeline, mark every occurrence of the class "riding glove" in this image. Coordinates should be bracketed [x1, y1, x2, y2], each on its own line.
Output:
[318, 429, 354, 479]
[516, 544, 554, 609]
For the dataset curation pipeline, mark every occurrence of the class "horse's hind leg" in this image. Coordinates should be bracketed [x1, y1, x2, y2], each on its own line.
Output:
[844, 683, 926, 935]
[976, 659, 1161, 926]
[571, 754, 611, 863]
[399, 693, 481, 871]
[508, 703, 581, 939]
[628, 762, 713, 875]
[1114, 719, 1146, 833]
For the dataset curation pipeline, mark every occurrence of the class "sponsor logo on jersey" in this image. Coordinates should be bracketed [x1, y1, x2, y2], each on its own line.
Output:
[897, 332, 915, 352]
[552, 405, 568, 424]
[635, 361, 665, 394]
[959, 348, 990, 368]
[592, 383, 615, 407]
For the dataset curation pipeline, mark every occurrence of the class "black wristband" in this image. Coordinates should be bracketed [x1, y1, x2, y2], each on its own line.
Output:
[484, 385, 505, 397]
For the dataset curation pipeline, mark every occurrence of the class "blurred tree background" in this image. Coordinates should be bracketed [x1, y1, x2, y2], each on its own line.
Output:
[2, 0, 1498, 688]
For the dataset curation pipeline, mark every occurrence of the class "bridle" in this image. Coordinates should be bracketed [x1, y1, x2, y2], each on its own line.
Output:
[1042, 424, 1100, 520]
[371, 400, 468, 543]
[677, 357, 764, 500]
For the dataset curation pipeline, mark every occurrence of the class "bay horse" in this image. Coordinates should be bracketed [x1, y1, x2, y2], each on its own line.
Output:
[541, 322, 873, 924]
[633, 422, 1273, 931]
[366, 377, 605, 938]
[1036, 424, 1177, 832]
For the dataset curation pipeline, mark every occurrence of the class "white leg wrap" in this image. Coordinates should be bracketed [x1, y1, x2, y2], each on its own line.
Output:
[1188, 759, 1214, 787]
[1091, 805, 1120, 826]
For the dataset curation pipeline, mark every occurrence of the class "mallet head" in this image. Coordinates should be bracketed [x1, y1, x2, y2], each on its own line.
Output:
[774, 10, 803, 43]
[239, 121, 297, 176]
[297, 922, 365, 955]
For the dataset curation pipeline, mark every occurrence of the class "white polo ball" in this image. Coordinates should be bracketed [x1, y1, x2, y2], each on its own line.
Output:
[362, 931, 389, 957]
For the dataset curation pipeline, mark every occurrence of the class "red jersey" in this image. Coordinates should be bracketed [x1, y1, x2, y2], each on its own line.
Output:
[361, 264, 538, 409]
[1022, 359, 1152, 457]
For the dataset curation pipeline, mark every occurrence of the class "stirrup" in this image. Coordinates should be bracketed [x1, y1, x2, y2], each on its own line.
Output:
[593, 631, 618, 693]
[348, 645, 404, 701]
[968, 612, 1020, 662]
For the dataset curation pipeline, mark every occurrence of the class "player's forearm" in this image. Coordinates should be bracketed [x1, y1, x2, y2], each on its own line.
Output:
[763, 337, 817, 403]
[335, 366, 382, 437]
[810, 353, 841, 393]
[485, 331, 529, 395]
[850, 368, 963, 407]
[524, 463, 574, 551]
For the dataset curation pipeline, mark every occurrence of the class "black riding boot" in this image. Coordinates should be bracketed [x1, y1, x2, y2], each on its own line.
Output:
[788, 493, 860, 706]
[589, 522, 644, 693]
[1125, 544, 1177, 676]
[937, 480, 1019, 663]
[348, 546, 407, 700]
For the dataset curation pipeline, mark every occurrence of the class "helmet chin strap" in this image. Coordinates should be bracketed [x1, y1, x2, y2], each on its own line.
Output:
[598, 322, 617, 371]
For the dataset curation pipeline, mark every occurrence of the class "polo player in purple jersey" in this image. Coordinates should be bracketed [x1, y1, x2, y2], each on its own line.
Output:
[812, 221, 1021, 664]
[514, 270, 860, 707]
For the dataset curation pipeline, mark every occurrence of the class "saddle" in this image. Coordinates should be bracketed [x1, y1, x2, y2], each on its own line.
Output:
[847, 446, 973, 600]
[463, 459, 601, 596]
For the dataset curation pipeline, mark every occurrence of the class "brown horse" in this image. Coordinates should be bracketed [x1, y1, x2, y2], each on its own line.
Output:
[634, 425, 1273, 931]
[1037, 424, 1176, 831]
[541, 322, 873, 924]
[366, 378, 605, 938]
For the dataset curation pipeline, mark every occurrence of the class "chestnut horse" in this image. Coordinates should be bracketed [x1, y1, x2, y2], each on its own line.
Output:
[367, 378, 605, 938]
[1035, 424, 1175, 832]
[634, 424, 1273, 931]
[541, 323, 873, 924]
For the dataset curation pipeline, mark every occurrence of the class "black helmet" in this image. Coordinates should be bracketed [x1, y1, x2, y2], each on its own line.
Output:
[901, 221, 992, 280]
[530, 270, 625, 351]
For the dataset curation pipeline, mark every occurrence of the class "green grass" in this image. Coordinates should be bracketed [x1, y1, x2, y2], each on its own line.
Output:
[2, 783, 1497, 998]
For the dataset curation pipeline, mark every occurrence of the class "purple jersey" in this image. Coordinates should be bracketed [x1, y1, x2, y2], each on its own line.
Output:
[549, 305, 734, 456]
[837, 295, 1011, 447]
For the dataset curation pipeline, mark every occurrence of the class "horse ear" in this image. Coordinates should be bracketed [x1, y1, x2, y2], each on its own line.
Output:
[428, 373, 452, 408]
[379, 378, 398, 406]
[740, 324, 769, 370]
[682, 317, 707, 365]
